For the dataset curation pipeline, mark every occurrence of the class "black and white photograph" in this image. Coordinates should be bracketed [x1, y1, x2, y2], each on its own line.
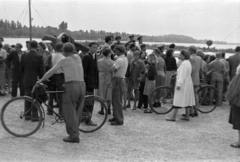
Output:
[0, 0, 240, 161]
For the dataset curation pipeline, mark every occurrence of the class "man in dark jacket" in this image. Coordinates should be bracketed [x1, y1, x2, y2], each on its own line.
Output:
[228, 46, 240, 81]
[21, 40, 45, 121]
[6, 43, 25, 97]
[82, 42, 99, 126]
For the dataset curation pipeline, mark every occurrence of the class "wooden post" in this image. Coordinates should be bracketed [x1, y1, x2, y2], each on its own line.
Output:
[29, 0, 32, 41]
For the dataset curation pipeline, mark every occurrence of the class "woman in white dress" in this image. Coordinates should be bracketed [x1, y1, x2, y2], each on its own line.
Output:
[166, 50, 195, 121]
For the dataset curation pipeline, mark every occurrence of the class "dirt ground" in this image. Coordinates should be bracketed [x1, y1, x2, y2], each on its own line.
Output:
[0, 95, 240, 162]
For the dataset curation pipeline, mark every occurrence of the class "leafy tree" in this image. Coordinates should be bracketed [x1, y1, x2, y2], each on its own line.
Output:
[206, 40, 213, 48]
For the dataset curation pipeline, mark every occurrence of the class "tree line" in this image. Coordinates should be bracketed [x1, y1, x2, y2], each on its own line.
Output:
[0, 19, 227, 45]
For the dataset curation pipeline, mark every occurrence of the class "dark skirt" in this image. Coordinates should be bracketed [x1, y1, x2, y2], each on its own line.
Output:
[229, 104, 240, 130]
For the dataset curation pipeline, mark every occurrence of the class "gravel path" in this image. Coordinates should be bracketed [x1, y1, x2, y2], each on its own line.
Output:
[0, 95, 239, 162]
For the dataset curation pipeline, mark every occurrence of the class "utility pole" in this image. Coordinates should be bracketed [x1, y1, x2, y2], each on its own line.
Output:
[29, 0, 32, 41]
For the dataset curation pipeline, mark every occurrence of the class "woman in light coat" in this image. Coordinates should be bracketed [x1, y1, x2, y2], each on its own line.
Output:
[166, 50, 195, 121]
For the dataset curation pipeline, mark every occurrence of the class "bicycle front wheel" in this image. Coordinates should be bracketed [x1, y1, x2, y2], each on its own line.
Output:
[1, 96, 43, 137]
[79, 95, 108, 133]
[149, 86, 174, 114]
[197, 86, 218, 113]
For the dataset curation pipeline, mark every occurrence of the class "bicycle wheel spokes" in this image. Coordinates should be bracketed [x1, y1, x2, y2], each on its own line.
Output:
[1, 97, 43, 137]
[149, 87, 173, 114]
[79, 96, 108, 133]
[198, 86, 218, 113]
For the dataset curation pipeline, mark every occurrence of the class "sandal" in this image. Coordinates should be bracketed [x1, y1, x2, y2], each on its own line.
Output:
[230, 142, 240, 148]
[144, 109, 152, 113]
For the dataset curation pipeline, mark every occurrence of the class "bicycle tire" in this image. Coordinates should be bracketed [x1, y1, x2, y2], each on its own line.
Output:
[149, 86, 174, 114]
[197, 85, 218, 114]
[1, 96, 43, 137]
[79, 95, 108, 133]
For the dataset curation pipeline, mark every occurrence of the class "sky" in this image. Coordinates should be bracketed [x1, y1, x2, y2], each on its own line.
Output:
[0, 0, 240, 43]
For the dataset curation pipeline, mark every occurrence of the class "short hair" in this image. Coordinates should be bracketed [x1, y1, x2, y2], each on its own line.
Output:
[0, 37, 4, 41]
[105, 36, 112, 43]
[235, 46, 240, 52]
[196, 50, 204, 59]
[55, 42, 63, 52]
[180, 50, 190, 60]
[188, 46, 197, 54]
[111, 44, 117, 51]
[222, 52, 225, 58]
[157, 45, 164, 51]
[88, 42, 99, 47]
[29, 40, 38, 49]
[63, 42, 75, 53]
[169, 43, 175, 49]
[129, 43, 136, 49]
[39, 42, 46, 50]
[140, 44, 146, 49]
[216, 52, 222, 58]
[166, 49, 174, 58]
[16, 43, 23, 49]
[153, 48, 161, 55]
[203, 54, 210, 62]
[0, 43, 2, 48]
[11, 45, 16, 48]
[115, 36, 121, 40]
[114, 45, 126, 53]
[26, 41, 30, 44]
[102, 48, 111, 56]
[209, 55, 216, 62]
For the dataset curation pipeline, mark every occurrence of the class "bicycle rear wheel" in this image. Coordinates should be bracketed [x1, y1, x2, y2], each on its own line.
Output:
[79, 95, 108, 133]
[1, 96, 43, 137]
[197, 86, 218, 113]
[149, 86, 174, 114]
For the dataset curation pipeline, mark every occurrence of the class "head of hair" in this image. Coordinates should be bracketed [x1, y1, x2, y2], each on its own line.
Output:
[222, 52, 225, 58]
[39, 42, 46, 50]
[166, 49, 174, 58]
[114, 45, 126, 53]
[16, 43, 23, 49]
[203, 54, 210, 62]
[115, 36, 121, 40]
[55, 42, 63, 52]
[216, 52, 222, 58]
[111, 44, 117, 51]
[180, 50, 190, 60]
[196, 50, 204, 59]
[88, 42, 99, 47]
[140, 44, 146, 49]
[157, 45, 164, 51]
[209, 55, 216, 62]
[11, 45, 16, 48]
[188, 46, 197, 54]
[235, 46, 240, 52]
[153, 48, 161, 55]
[169, 43, 175, 49]
[102, 48, 111, 57]
[105, 36, 112, 43]
[129, 43, 136, 49]
[63, 42, 75, 54]
[29, 40, 38, 49]
[0, 37, 4, 41]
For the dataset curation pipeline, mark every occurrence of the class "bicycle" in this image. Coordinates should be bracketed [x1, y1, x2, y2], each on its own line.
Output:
[0, 82, 108, 137]
[149, 74, 219, 114]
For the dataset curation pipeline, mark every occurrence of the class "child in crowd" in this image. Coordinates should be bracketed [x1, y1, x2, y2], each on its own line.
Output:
[143, 53, 157, 113]
[129, 51, 146, 110]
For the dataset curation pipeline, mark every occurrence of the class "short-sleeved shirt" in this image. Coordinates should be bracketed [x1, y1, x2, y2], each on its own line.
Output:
[127, 50, 134, 64]
[113, 55, 128, 78]
[52, 52, 64, 74]
[0, 49, 7, 58]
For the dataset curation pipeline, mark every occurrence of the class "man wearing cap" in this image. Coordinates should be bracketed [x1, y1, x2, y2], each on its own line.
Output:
[125, 34, 135, 50]
[0, 37, 4, 44]
[136, 36, 143, 51]
[6, 43, 25, 97]
[109, 45, 128, 125]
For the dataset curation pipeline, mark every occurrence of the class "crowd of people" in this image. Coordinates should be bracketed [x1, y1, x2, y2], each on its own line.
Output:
[0, 35, 240, 146]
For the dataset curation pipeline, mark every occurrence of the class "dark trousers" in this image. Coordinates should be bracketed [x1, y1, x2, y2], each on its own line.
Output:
[138, 81, 148, 108]
[83, 87, 94, 121]
[47, 74, 64, 115]
[63, 81, 85, 138]
[12, 68, 24, 97]
[24, 86, 38, 118]
[112, 77, 125, 124]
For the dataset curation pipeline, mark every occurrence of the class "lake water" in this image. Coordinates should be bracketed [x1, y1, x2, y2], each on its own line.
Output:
[3, 37, 237, 58]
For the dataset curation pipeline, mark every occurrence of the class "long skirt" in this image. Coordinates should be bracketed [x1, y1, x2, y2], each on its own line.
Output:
[229, 104, 240, 130]
[143, 78, 156, 96]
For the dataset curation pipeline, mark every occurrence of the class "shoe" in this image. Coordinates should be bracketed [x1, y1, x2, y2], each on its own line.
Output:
[110, 121, 123, 126]
[47, 111, 53, 115]
[180, 117, 190, 121]
[108, 118, 116, 122]
[85, 120, 97, 126]
[230, 142, 240, 148]
[193, 112, 198, 117]
[157, 102, 161, 107]
[126, 104, 131, 108]
[53, 104, 59, 108]
[166, 118, 176, 122]
[31, 117, 40, 122]
[132, 107, 137, 110]
[182, 114, 194, 117]
[152, 102, 158, 107]
[137, 107, 142, 109]
[25, 116, 31, 121]
[63, 136, 80, 143]
[98, 110, 104, 115]
[144, 109, 152, 113]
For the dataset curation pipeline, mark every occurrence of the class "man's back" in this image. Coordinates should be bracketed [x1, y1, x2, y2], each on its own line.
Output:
[22, 50, 44, 86]
[228, 53, 240, 80]
[208, 59, 225, 80]
[190, 54, 202, 85]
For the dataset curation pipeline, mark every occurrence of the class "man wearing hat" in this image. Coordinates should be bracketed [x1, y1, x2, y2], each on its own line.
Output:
[6, 43, 25, 97]
[114, 36, 122, 45]
[125, 34, 135, 50]
[109, 45, 128, 125]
